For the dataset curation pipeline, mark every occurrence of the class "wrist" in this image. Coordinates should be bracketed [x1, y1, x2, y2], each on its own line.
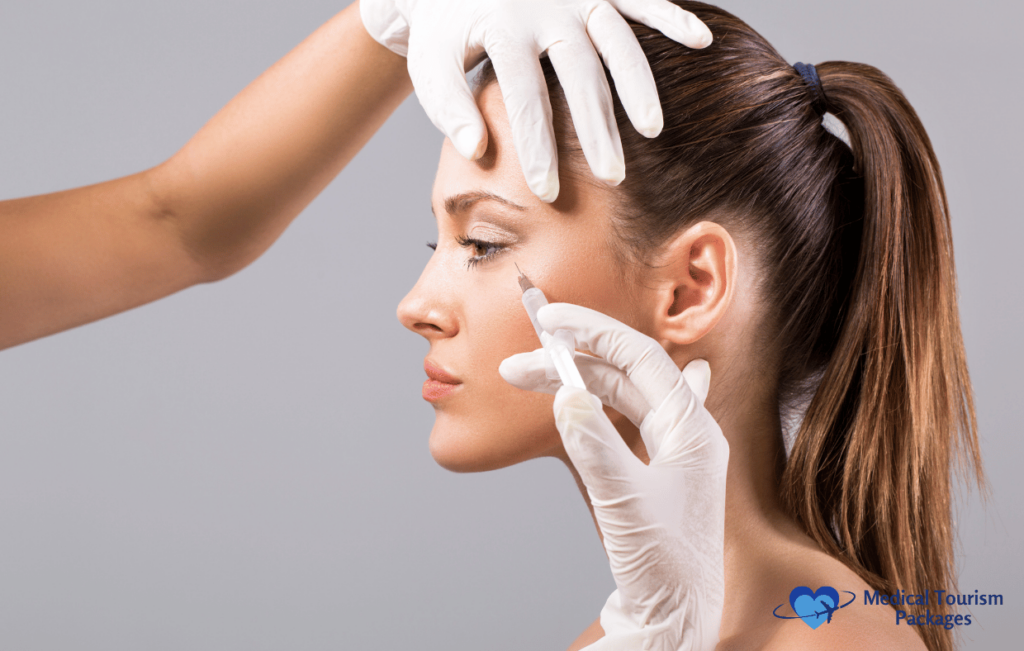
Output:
[593, 589, 720, 651]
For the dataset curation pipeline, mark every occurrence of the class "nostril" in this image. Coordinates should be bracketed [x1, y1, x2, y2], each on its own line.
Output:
[418, 323, 444, 333]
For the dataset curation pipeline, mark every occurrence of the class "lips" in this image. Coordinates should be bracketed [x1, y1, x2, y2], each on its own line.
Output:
[424, 360, 461, 384]
[423, 359, 462, 402]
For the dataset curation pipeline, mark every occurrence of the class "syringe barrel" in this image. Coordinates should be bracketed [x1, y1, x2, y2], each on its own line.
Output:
[551, 327, 585, 388]
[521, 287, 548, 341]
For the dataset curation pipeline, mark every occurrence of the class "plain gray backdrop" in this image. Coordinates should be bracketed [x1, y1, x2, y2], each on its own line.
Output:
[0, 1, 1020, 648]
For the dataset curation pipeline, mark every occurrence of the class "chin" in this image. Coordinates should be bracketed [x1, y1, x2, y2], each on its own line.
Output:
[428, 427, 502, 473]
[427, 412, 561, 473]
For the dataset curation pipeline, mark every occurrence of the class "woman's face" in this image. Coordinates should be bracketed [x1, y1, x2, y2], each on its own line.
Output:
[397, 83, 651, 473]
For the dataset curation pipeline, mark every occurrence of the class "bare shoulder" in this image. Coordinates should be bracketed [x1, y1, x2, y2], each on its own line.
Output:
[716, 528, 927, 651]
[755, 598, 927, 651]
[717, 581, 927, 651]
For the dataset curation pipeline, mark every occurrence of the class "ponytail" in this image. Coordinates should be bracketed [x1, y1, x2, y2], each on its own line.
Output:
[781, 62, 984, 651]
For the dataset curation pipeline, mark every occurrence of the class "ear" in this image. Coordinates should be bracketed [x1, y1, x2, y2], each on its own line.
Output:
[649, 221, 737, 346]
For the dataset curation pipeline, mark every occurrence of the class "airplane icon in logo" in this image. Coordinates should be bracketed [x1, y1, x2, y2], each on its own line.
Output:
[813, 599, 840, 624]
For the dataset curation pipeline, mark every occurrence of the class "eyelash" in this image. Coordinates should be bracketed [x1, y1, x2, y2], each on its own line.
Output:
[426, 235, 508, 269]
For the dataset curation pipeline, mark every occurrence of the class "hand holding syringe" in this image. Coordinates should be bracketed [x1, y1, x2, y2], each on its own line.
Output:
[504, 268, 728, 651]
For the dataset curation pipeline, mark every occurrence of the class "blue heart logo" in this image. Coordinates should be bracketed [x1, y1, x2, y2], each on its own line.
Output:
[789, 586, 840, 630]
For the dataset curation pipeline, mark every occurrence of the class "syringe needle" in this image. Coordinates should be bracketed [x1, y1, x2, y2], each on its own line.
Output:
[515, 262, 535, 292]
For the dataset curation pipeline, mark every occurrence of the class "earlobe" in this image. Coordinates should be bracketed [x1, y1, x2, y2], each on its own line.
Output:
[652, 221, 737, 346]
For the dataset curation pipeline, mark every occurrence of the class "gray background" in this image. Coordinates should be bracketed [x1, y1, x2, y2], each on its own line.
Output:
[0, 0, 1019, 648]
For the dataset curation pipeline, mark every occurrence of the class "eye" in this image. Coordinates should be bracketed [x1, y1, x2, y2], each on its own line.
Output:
[426, 241, 437, 251]
[455, 234, 507, 269]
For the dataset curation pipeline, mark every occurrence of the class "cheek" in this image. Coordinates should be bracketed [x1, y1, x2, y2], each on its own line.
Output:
[427, 280, 564, 473]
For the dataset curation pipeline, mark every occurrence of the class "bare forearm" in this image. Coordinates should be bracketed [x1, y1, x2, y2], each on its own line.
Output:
[152, 0, 412, 279]
[0, 1, 411, 350]
[0, 173, 190, 350]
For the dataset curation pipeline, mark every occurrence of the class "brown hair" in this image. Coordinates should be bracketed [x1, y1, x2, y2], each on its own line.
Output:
[478, 2, 982, 649]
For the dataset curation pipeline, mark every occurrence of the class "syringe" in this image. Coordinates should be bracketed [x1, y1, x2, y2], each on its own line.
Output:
[515, 264, 587, 390]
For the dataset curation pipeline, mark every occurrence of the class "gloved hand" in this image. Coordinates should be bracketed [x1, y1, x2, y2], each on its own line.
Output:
[358, 0, 712, 202]
[499, 302, 729, 651]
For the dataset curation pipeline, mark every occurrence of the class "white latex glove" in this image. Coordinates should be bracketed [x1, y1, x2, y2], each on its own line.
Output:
[359, 0, 713, 202]
[499, 302, 729, 651]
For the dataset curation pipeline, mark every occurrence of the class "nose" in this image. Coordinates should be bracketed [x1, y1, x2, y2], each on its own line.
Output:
[397, 268, 459, 341]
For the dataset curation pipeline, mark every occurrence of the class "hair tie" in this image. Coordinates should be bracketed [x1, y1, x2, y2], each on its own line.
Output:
[793, 62, 828, 116]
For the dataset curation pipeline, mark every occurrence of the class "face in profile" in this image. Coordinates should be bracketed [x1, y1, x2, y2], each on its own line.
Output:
[397, 83, 652, 473]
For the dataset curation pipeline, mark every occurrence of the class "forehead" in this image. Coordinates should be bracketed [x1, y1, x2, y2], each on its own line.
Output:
[430, 83, 538, 214]
[431, 83, 609, 222]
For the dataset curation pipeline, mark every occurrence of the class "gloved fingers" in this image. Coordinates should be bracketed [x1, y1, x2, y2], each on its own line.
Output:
[485, 38, 560, 202]
[637, 358, 712, 459]
[641, 364, 729, 471]
[585, 2, 662, 138]
[544, 35, 626, 185]
[681, 358, 710, 405]
[500, 348, 652, 426]
[553, 386, 645, 499]
[609, 0, 714, 49]
[407, 36, 489, 161]
[537, 302, 681, 412]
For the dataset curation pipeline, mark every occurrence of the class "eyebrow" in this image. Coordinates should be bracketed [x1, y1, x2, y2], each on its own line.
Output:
[431, 190, 528, 217]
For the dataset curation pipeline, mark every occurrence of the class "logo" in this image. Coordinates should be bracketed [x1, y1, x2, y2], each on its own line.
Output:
[773, 586, 856, 629]
[865, 588, 1001, 629]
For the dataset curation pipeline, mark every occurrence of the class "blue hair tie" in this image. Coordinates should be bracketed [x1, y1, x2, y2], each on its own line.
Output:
[793, 62, 828, 116]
